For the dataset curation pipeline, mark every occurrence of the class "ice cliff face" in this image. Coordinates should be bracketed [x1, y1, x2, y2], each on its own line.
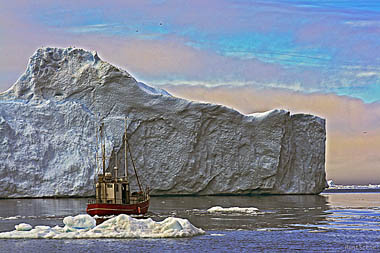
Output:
[0, 47, 327, 198]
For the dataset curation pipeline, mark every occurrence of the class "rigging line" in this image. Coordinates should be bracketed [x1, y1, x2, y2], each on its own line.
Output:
[125, 131, 143, 192]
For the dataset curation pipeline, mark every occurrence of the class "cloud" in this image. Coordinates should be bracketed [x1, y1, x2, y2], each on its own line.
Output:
[1, 0, 380, 102]
[0, 16, 326, 94]
[163, 84, 380, 184]
[356, 72, 379, 78]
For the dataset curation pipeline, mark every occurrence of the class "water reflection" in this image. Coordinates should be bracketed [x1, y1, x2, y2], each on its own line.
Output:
[1, 194, 379, 233]
[0, 198, 89, 232]
[148, 195, 330, 230]
[0, 198, 88, 218]
[323, 192, 380, 208]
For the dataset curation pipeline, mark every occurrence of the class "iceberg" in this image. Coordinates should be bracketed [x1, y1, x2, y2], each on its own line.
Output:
[0, 214, 205, 239]
[0, 47, 327, 197]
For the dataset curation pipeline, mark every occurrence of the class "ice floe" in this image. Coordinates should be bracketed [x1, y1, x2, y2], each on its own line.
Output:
[4, 216, 21, 220]
[63, 214, 96, 231]
[0, 214, 205, 239]
[15, 223, 32, 231]
[207, 206, 259, 214]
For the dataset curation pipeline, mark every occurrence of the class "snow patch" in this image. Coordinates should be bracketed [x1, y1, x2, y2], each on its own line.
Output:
[0, 214, 205, 239]
[248, 109, 278, 119]
[207, 206, 259, 214]
[137, 82, 171, 96]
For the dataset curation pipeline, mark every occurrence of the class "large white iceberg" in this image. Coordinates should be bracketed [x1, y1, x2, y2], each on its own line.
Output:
[0, 47, 327, 197]
[0, 214, 205, 239]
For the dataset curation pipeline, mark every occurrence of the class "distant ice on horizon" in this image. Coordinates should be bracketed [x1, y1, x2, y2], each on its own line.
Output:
[326, 181, 380, 190]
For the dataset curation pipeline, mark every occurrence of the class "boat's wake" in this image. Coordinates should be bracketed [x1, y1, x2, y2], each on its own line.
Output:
[0, 214, 205, 239]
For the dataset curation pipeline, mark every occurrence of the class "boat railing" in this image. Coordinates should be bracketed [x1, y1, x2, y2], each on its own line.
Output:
[88, 199, 97, 204]
[87, 193, 149, 205]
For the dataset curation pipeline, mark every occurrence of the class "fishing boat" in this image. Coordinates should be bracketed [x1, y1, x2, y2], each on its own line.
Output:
[86, 118, 150, 216]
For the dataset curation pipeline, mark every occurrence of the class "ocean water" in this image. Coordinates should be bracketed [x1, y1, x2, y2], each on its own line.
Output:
[0, 192, 379, 252]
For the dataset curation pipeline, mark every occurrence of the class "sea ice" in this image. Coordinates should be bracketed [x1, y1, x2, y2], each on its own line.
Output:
[4, 216, 21, 220]
[0, 214, 205, 239]
[207, 206, 259, 214]
[15, 223, 32, 231]
[63, 214, 96, 231]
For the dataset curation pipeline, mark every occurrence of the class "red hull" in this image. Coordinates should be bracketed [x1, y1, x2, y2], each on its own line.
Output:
[86, 199, 149, 216]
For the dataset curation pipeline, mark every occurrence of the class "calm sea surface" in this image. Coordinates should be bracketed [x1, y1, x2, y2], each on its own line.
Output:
[0, 192, 379, 252]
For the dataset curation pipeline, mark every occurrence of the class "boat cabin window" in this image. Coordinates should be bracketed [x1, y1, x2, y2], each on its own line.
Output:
[107, 184, 113, 188]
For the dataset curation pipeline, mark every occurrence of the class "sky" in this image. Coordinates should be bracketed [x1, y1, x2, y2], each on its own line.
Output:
[1, 0, 379, 184]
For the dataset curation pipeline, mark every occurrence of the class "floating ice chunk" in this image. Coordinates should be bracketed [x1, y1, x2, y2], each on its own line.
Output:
[15, 223, 32, 231]
[207, 206, 259, 214]
[327, 180, 335, 187]
[63, 214, 96, 231]
[0, 214, 205, 239]
[5, 216, 21, 220]
[35, 225, 51, 230]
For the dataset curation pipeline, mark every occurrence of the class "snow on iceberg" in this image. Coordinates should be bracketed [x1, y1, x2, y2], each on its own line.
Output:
[0, 214, 205, 239]
[207, 206, 259, 214]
